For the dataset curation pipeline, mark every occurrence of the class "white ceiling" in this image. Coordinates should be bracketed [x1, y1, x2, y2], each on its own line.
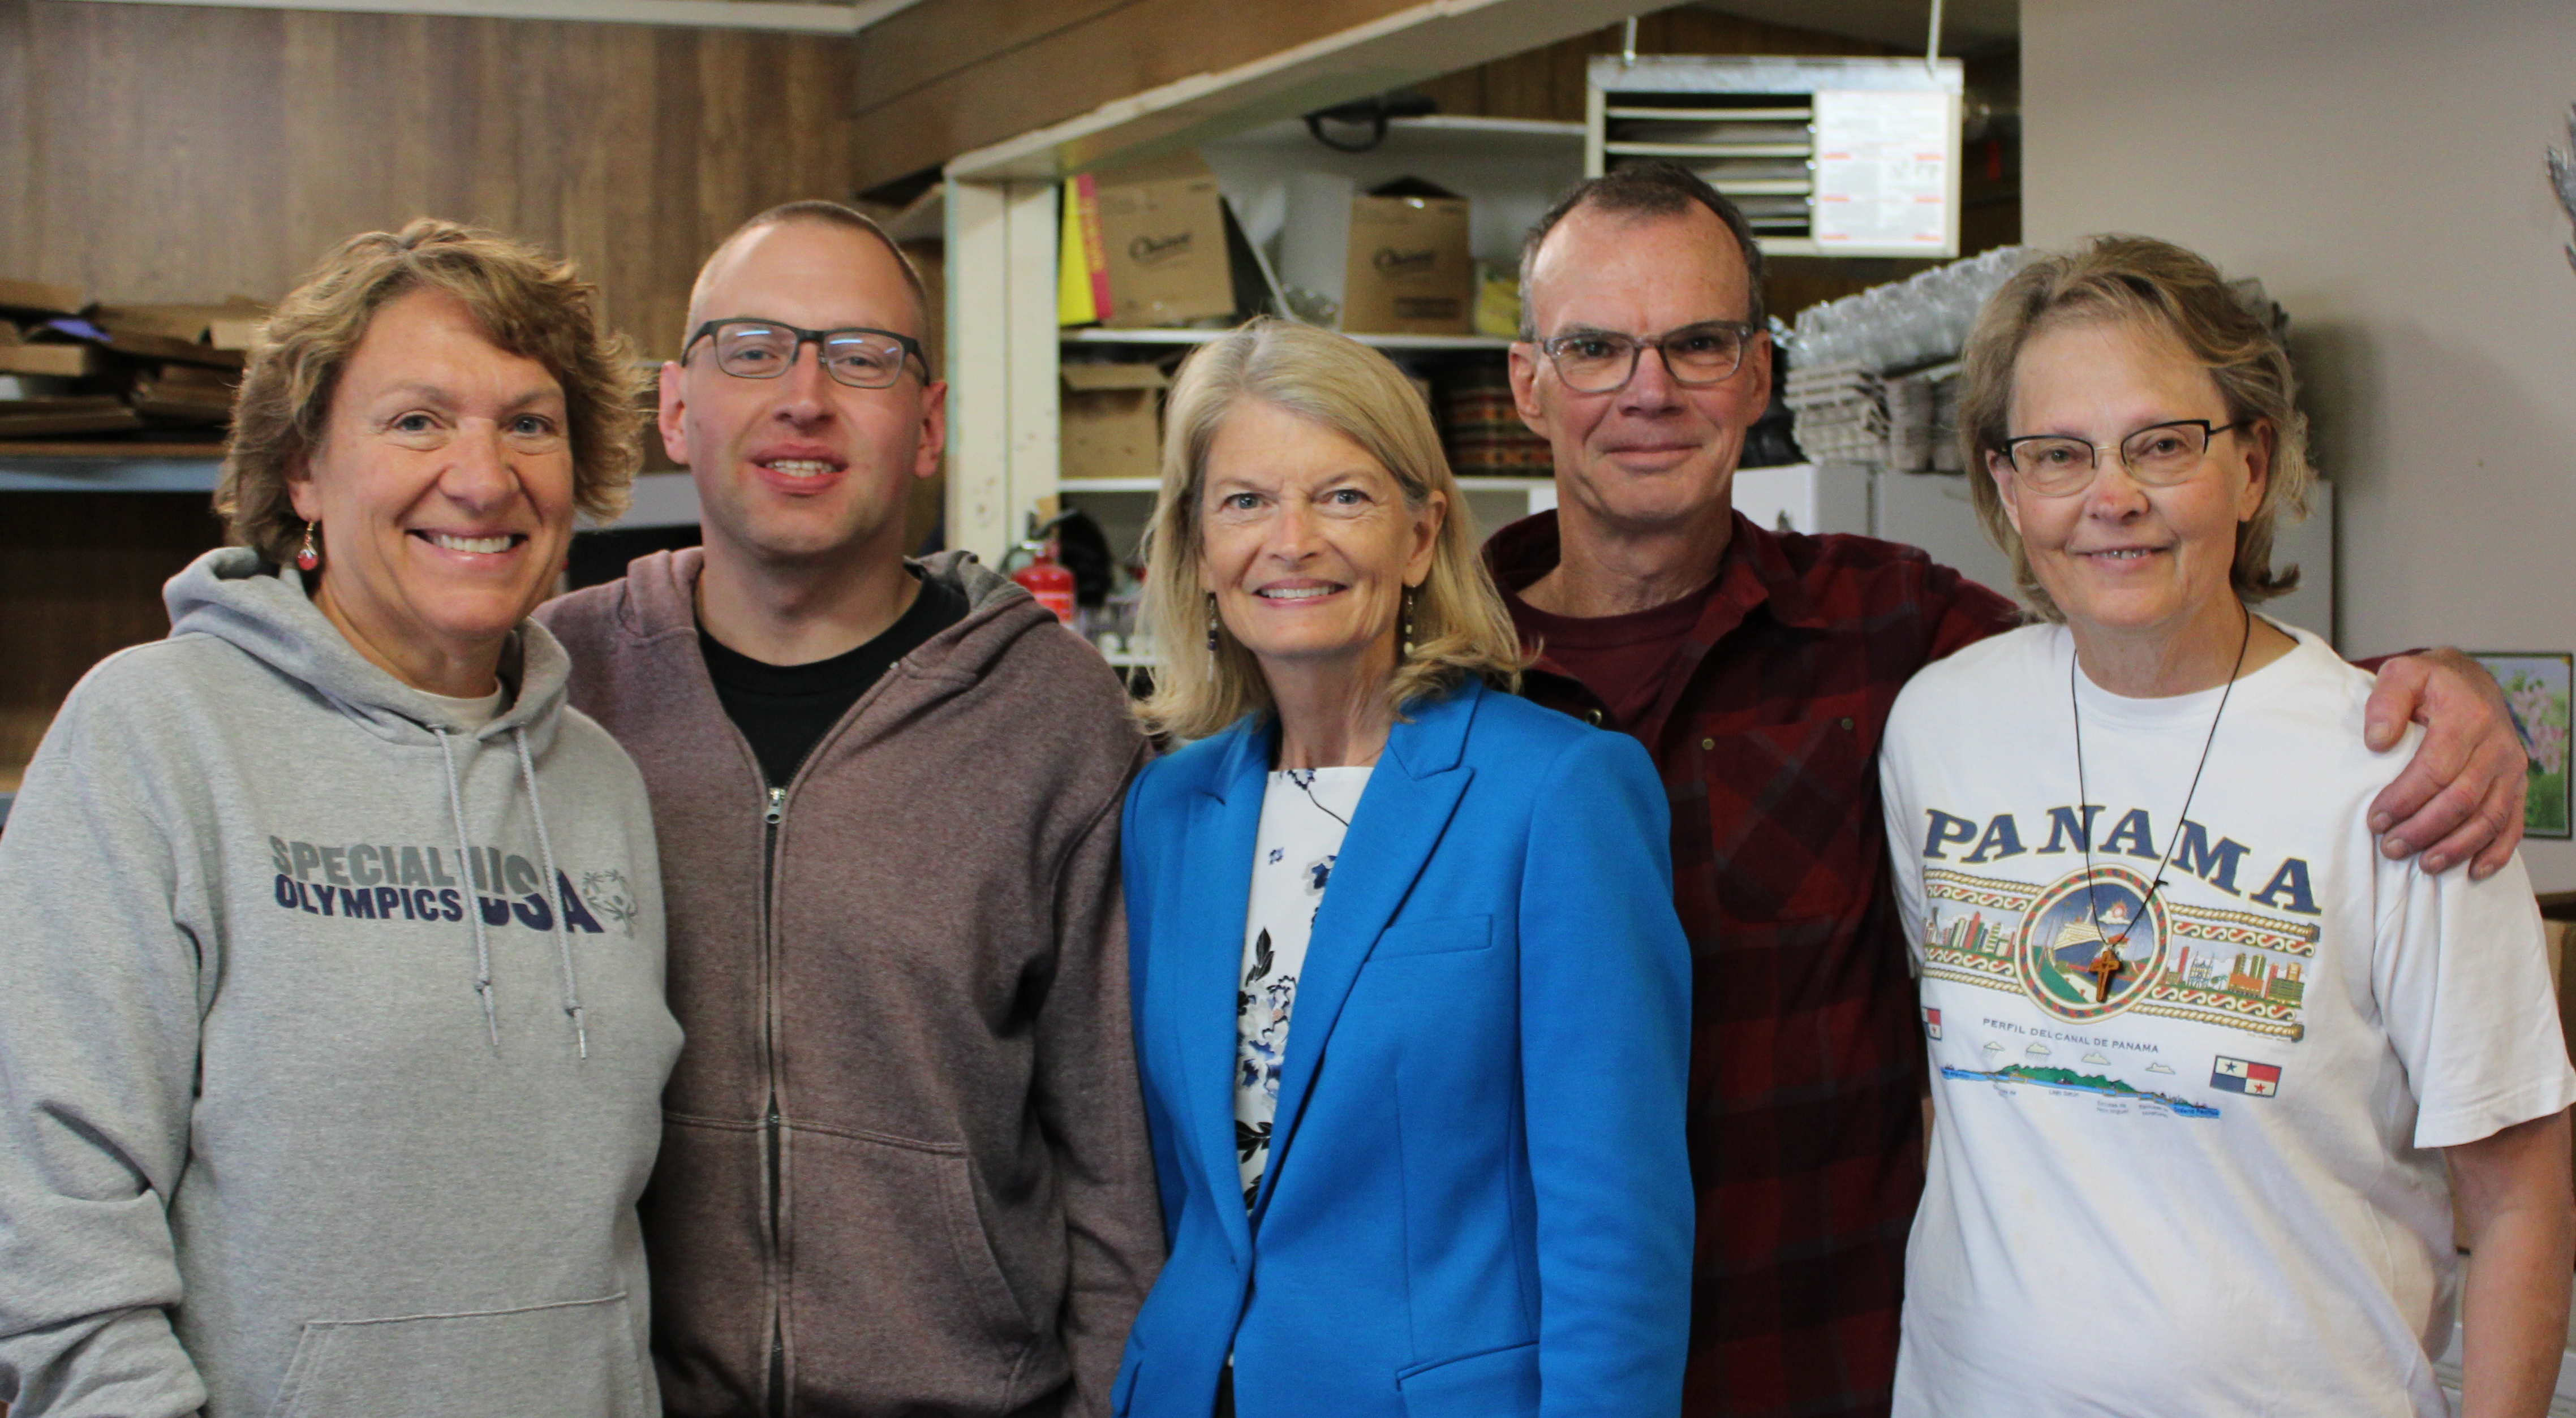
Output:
[1690, 0, 2018, 55]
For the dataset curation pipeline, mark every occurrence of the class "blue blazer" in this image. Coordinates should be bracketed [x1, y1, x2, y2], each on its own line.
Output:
[1114, 679, 1693, 1418]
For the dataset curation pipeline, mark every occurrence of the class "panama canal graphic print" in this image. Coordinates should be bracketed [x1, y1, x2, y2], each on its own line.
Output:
[2016, 864, 2166, 1023]
[1921, 860, 2319, 1044]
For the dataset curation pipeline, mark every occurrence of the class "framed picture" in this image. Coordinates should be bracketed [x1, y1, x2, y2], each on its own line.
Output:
[2470, 652, 2573, 839]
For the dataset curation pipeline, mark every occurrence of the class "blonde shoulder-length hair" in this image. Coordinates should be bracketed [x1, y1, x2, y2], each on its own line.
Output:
[1136, 318, 1525, 743]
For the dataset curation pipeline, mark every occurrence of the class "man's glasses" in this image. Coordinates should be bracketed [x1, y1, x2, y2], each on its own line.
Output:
[682, 318, 927, 390]
[1531, 320, 1760, 394]
[1996, 419, 2247, 497]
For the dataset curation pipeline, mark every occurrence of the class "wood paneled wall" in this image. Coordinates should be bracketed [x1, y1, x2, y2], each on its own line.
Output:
[0, 494, 229, 782]
[0, 0, 856, 359]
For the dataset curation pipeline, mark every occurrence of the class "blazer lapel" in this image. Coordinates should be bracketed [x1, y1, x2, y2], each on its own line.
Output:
[1251, 683, 1481, 1219]
[1171, 721, 1268, 1263]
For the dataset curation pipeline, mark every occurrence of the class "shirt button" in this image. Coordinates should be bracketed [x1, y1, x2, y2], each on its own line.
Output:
[1840, 717, 1855, 730]
[1701, 737, 1715, 750]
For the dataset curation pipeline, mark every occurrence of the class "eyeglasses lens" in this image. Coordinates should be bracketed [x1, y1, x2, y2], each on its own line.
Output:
[817, 333, 908, 388]
[2120, 424, 2209, 482]
[2009, 438, 2098, 493]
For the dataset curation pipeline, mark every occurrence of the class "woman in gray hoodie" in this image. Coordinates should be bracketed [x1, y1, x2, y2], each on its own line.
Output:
[0, 220, 683, 1417]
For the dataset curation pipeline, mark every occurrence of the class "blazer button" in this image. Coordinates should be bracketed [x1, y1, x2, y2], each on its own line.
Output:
[1840, 717, 1855, 730]
[1585, 708, 1604, 726]
[1701, 738, 1715, 750]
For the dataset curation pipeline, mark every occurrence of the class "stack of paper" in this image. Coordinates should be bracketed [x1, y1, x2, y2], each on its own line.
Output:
[1783, 361, 1886, 465]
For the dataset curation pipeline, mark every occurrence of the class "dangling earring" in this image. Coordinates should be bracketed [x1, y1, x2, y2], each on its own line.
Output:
[1400, 586, 1417, 658]
[295, 522, 321, 572]
[1205, 593, 1220, 652]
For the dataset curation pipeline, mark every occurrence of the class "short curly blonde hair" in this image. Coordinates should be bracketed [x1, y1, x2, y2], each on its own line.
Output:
[1137, 318, 1525, 742]
[217, 218, 646, 564]
[1958, 234, 2311, 621]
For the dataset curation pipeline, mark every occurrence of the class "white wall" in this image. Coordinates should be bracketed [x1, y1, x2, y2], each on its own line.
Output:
[2023, 0, 2576, 889]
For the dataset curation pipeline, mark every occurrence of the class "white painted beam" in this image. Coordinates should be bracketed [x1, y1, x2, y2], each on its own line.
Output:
[944, 176, 1014, 567]
[1001, 179, 1063, 554]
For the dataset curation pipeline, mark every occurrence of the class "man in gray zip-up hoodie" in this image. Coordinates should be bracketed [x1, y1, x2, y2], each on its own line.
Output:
[537, 203, 1160, 1417]
[0, 548, 683, 1416]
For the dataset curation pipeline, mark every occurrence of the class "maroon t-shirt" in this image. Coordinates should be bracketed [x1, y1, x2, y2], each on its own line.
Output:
[1510, 573, 1721, 748]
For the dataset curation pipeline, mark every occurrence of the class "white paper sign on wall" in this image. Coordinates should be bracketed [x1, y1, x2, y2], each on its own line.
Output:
[1812, 88, 1962, 255]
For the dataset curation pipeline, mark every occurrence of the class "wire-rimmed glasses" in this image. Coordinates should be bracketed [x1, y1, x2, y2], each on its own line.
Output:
[1530, 320, 1760, 394]
[681, 318, 927, 389]
[1996, 419, 2248, 496]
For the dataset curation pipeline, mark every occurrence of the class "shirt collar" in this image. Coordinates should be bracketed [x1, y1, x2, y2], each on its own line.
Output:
[1484, 505, 1834, 642]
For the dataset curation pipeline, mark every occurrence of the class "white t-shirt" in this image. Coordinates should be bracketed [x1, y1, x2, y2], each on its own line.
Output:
[419, 684, 508, 730]
[1878, 621, 2576, 1418]
[1235, 765, 1371, 1211]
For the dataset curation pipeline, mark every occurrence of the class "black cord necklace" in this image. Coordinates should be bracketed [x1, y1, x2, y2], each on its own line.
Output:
[2071, 599, 2254, 953]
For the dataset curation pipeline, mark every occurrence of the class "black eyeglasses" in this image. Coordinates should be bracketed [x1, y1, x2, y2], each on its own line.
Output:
[1996, 419, 2248, 497]
[681, 318, 927, 389]
[1529, 320, 1761, 394]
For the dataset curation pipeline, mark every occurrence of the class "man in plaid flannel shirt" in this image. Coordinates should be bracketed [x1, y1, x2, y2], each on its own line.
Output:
[1489, 166, 2528, 1418]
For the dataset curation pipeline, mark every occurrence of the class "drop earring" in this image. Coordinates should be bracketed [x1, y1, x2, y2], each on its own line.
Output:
[1400, 586, 1417, 658]
[1205, 593, 1220, 652]
[295, 522, 321, 572]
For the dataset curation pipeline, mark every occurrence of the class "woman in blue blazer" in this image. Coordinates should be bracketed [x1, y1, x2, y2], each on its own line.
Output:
[1116, 319, 1692, 1418]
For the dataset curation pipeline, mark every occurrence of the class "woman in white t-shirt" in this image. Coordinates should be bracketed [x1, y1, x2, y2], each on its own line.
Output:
[1877, 235, 2575, 1417]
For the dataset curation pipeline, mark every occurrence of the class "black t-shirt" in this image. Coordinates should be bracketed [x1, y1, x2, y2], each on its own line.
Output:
[699, 574, 970, 787]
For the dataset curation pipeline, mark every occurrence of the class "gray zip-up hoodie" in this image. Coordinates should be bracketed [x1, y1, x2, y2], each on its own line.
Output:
[0, 547, 684, 1418]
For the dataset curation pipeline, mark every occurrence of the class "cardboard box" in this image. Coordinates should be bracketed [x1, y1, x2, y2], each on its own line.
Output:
[1275, 175, 1473, 335]
[1060, 363, 1167, 481]
[1090, 153, 1237, 329]
[1341, 179, 1472, 335]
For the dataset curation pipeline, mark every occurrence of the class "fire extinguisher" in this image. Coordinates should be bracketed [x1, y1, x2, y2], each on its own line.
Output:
[1010, 529, 1077, 625]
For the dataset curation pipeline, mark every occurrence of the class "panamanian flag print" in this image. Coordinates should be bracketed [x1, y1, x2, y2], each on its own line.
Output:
[2211, 1055, 2282, 1097]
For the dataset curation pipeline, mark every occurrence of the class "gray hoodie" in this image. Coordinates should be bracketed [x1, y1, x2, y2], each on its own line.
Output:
[0, 548, 683, 1418]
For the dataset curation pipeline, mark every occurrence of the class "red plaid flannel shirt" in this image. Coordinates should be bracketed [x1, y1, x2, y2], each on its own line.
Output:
[1489, 510, 2020, 1418]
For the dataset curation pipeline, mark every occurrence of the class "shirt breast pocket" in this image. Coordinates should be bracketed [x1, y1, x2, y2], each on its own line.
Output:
[1697, 717, 1874, 924]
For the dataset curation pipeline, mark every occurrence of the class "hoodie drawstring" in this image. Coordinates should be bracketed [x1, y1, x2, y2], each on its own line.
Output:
[514, 726, 588, 1059]
[435, 728, 501, 1049]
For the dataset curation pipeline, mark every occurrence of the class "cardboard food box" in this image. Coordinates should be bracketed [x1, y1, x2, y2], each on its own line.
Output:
[1341, 178, 1473, 335]
[1275, 175, 1474, 335]
[1060, 363, 1167, 481]
[1088, 152, 1237, 329]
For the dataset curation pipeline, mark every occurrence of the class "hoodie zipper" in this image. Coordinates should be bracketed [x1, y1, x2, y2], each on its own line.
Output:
[763, 782, 787, 1418]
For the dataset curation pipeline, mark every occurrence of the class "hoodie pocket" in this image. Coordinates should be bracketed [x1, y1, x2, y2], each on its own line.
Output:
[789, 1125, 1048, 1411]
[268, 1292, 648, 1418]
